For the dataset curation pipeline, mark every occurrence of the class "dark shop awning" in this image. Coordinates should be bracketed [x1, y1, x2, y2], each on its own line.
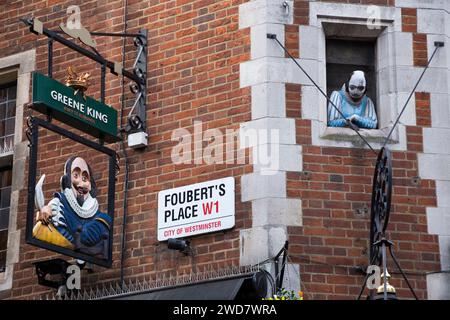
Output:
[111, 271, 267, 300]
[51, 266, 268, 300]
[114, 277, 246, 300]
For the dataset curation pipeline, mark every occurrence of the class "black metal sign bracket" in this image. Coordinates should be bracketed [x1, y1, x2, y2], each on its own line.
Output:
[21, 17, 147, 136]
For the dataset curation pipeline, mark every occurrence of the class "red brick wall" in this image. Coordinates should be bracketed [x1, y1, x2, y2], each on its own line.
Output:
[0, 0, 252, 299]
[283, 2, 440, 300]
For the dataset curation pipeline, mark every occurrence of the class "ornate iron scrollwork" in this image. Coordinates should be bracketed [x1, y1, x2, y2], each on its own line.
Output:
[25, 116, 34, 147]
[369, 147, 392, 266]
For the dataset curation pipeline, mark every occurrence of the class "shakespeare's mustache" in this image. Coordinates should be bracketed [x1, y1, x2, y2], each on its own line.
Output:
[74, 185, 89, 195]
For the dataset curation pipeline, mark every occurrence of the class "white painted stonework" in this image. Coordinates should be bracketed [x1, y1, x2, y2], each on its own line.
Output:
[238, 0, 301, 296]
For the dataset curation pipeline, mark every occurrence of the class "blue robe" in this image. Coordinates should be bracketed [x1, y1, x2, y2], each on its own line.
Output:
[53, 192, 112, 248]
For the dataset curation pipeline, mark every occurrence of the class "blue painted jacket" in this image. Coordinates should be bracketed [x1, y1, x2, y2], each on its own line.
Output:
[327, 89, 378, 129]
[53, 192, 111, 247]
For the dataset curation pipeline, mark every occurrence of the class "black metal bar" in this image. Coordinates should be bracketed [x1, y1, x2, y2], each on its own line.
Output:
[51, 29, 143, 38]
[278, 241, 288, 290]
[120, 1, 130, 287]
[48, 38, 53, 78]
[267, 33, 378, 156]
[21, 18, 143, 85]
[389, 245, 419, 300]
[90, 31, 144, 38]
[25, 117, 39, 249]
[107, 154, 116, 270]
[382, 43, 443, 149]
[101, 63, 106, 104]
[382, 241, 387, 300]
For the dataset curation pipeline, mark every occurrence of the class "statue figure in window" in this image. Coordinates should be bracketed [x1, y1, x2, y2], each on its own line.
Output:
[327, 70, 378, 129]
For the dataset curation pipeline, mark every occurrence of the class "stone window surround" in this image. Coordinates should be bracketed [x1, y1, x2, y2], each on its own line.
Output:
[0, 50, 35, 291]
[301, 2, 414, 151]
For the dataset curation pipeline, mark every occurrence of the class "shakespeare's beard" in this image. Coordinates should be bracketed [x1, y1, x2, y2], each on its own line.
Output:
[73, 185, 89, 206]
[76, 193, 85, 206]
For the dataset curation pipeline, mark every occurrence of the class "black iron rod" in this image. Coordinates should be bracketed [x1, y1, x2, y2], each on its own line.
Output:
[382, 44, 442, 149]
[267, 34, 377, 156]
[48, 38, 53, 78]
[101, 64, 106, 104]
[382, 242, 387, 300]
[389, 245, 419, 300]
[21, 18, 143, 85]
[278, 242, 288, 290]
[51, 29, 143, 38]
[119, 0, 130, 289]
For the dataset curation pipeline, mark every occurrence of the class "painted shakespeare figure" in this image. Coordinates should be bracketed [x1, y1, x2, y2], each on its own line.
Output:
[33, 156, 111, 258]
[327, 70, 378, 129]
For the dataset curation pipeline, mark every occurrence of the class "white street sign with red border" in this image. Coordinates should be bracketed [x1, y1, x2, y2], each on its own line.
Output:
[157, 177, 235, 241]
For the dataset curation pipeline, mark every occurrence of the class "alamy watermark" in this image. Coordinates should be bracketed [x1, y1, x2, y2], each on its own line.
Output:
[171, 121, 281, 175]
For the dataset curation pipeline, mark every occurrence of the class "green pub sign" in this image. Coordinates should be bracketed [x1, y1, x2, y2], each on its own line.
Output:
[32, 72, 119, 142]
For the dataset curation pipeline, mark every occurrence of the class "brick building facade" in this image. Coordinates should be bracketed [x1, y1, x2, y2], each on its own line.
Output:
[0, 0, 449, 300]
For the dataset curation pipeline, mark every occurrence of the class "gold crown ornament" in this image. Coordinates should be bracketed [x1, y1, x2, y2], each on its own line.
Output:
[65, 66, 90, 95]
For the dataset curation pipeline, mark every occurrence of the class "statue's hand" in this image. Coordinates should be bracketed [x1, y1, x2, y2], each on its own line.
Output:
[37, 205, 52, 224]
[348, 114, 359, 122]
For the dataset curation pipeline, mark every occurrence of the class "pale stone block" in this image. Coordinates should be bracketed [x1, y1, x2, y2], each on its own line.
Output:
[240, 118, 296, 147]
[268, 227, 288, 257]
[427, 207, 450, 236]
[251, 24, 285, 60]
[299, 26, 321, 61]
[394, 32, 414, 67]
[251, 83, 286, 119]
[252, 198, 302, 227]
[240, 227, 269, 265]
[418, 154, 450, 180]
[0, 50, 35, 75]
[0, 266, 13, 291]
[240, 226, 288, 266]
[423, 128, 450, 154]
[418, 9, 445, 35]
[241, 172, 286, 202]
[378, 92, 416, 127]
[400, 67, 447, 94]
[430, 93, 450, 128]
[436, 181, 450, 207]
[240, 57, 318, 88]
[16, 72, 31, 107]
[5, 230, 20, 264]
[439, 236, 450, 270]
[239, 0, 293, 29]
[378, 31, 413, 69]
[427, 273, 450, 300]
[396, 0, 447, 10]
[301, 85, 324, 121]
[377, 31, 392, 71]
[252, 144, 302, 173]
